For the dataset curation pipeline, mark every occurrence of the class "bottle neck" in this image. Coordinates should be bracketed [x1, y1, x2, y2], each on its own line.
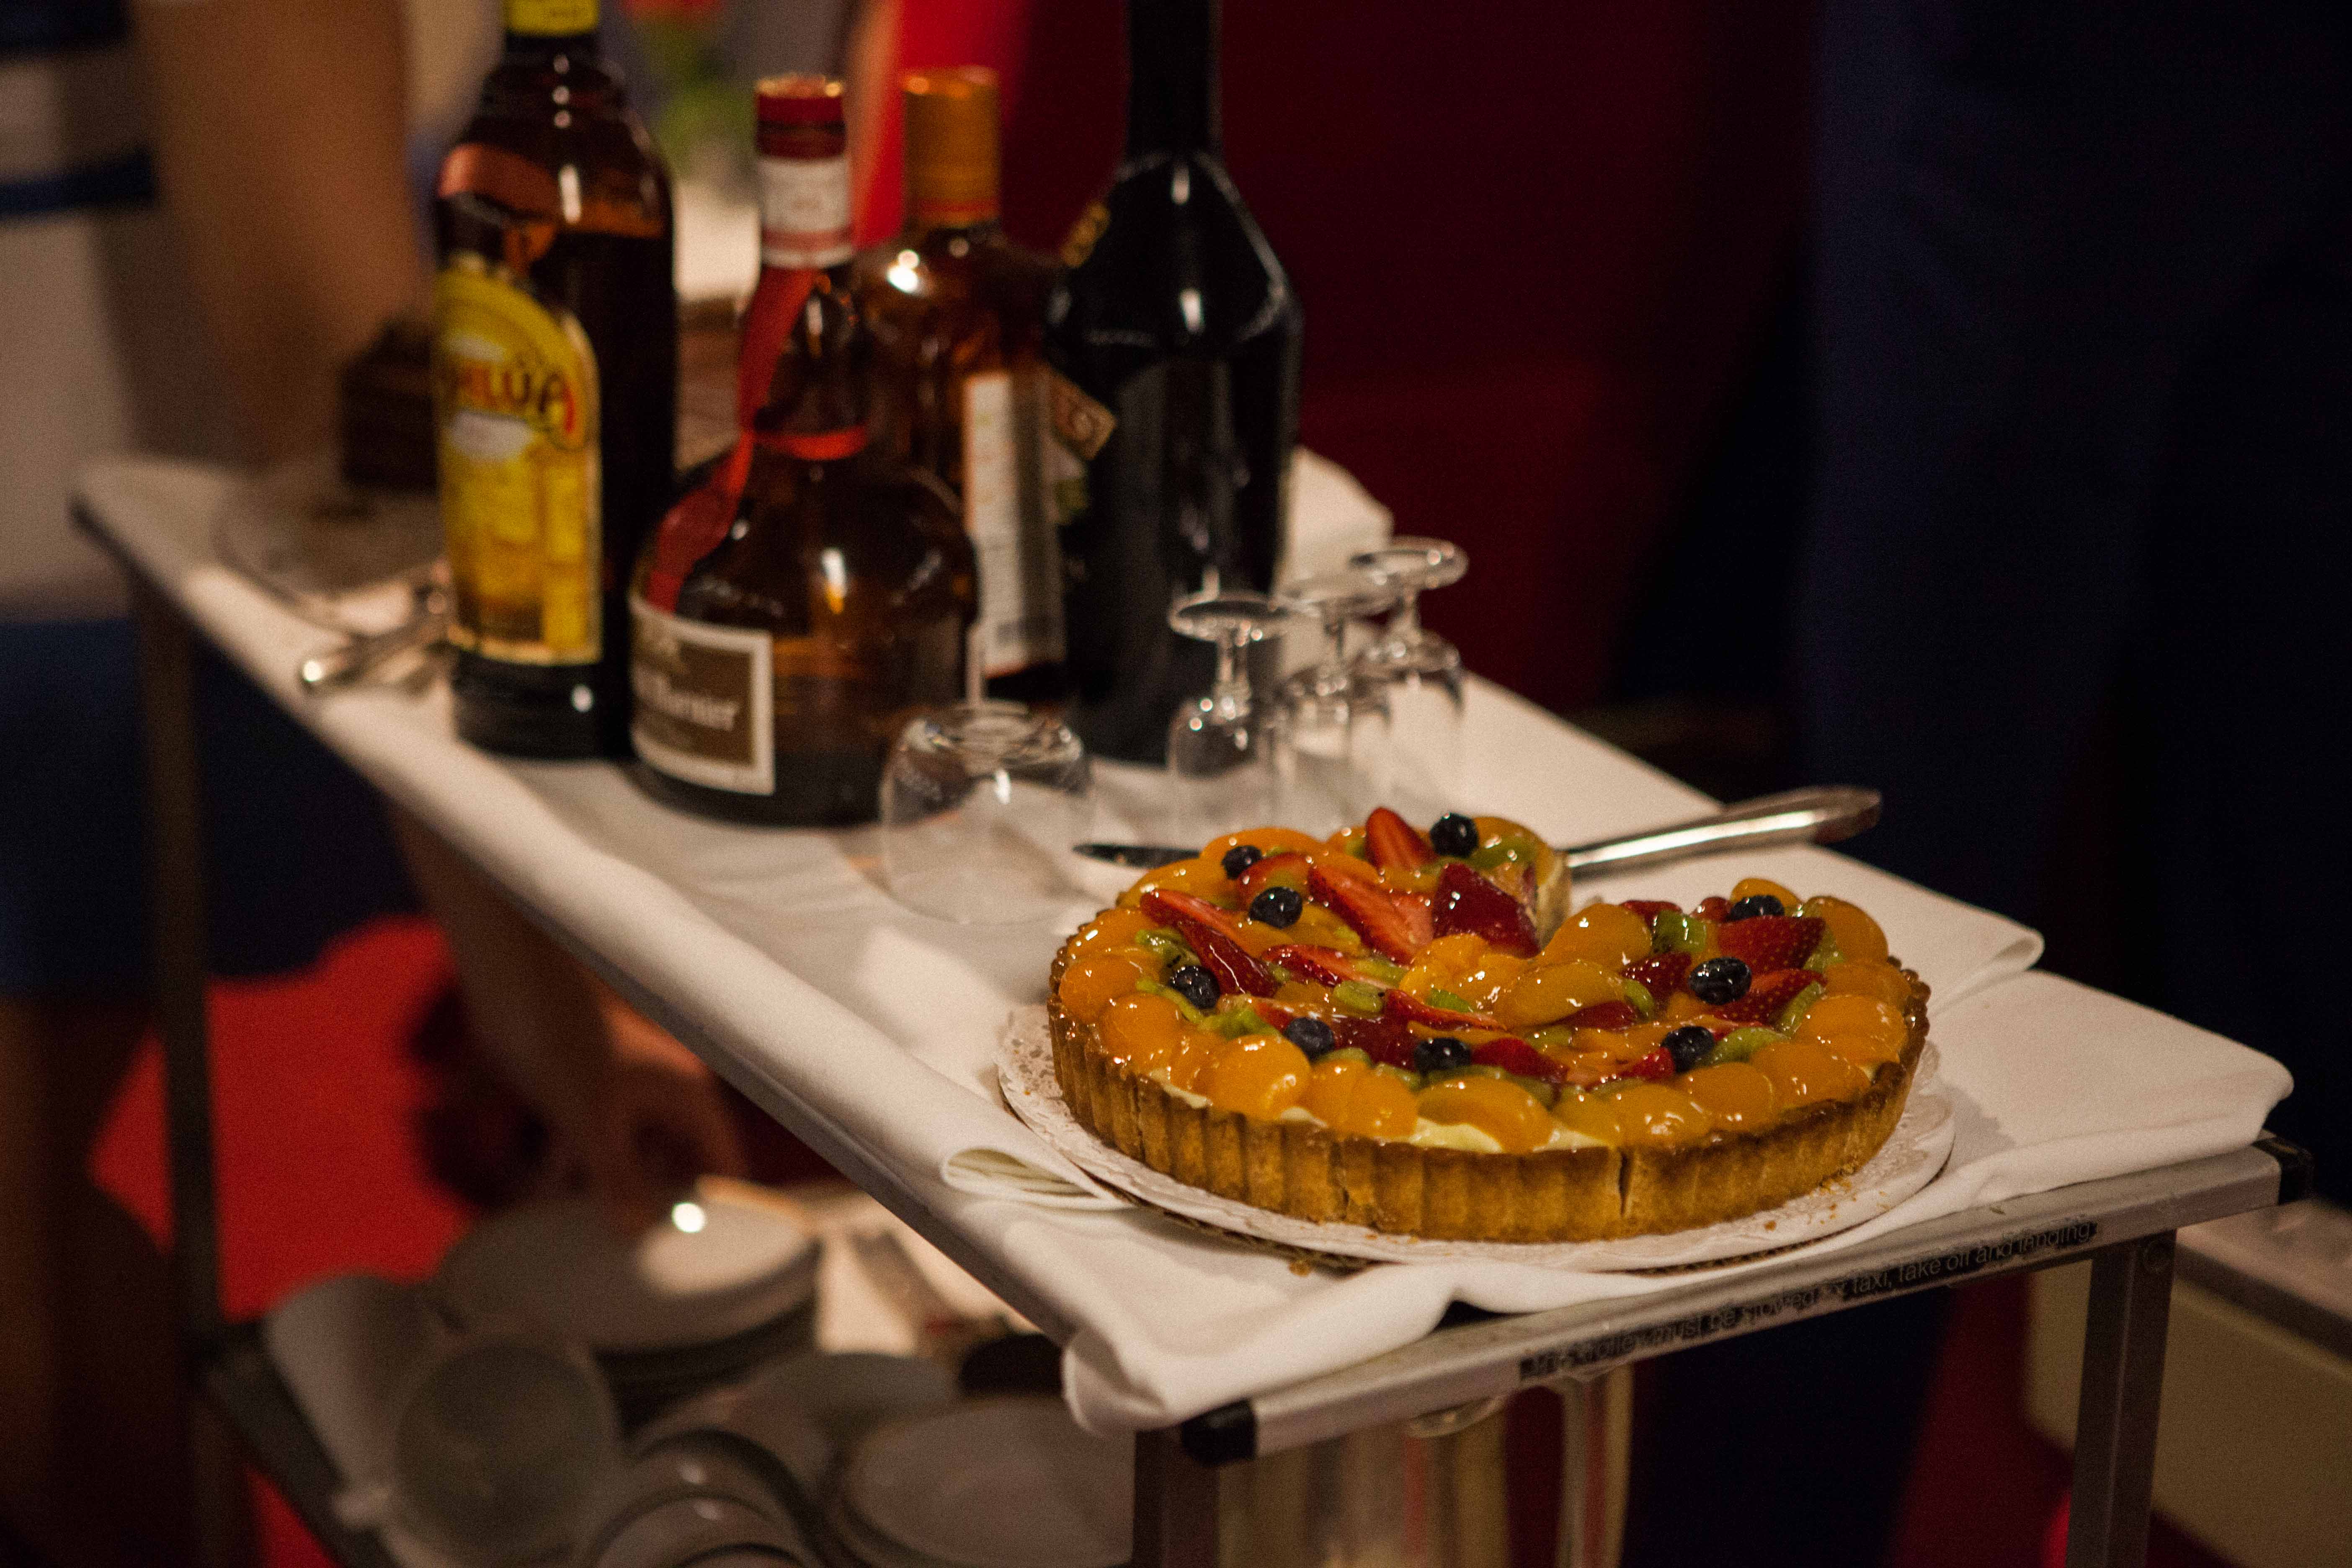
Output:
[756, 127, 852, 271]
[1124, 0, 1220, 157]
[753, 283, 868, 453]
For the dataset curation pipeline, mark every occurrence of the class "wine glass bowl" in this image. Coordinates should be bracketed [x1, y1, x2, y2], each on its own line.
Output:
[1350, 537, 1470, 820]
[880, 701, 1092, 924]
[1276, 571, 1396, 835]
[1165, 590, 1295, 841]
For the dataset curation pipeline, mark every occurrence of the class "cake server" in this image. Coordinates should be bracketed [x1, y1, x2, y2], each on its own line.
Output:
[1073, 785, 1882, 876]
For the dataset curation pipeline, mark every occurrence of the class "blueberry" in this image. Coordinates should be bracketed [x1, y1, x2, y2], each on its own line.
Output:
[1242, 887, 1297, 929]
[1725, 893, 1786, 922]
[1220, 844, 1263, 878]
[1663, 1025, 1715, 1072]
[1429, 813, 1479, 857]
[1412, 1035, 1475, 1075]
[1688, 956, 1753, 1005]
[1283, 1016, 1336, 1059]
[1168, 964, 1220, 1011]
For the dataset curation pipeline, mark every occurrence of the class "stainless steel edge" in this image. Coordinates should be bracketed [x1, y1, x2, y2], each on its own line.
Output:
[1231, 1144, 2284, 1460]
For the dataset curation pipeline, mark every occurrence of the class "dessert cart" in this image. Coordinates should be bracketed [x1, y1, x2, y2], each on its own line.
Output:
[75, 456, 2311, 1568]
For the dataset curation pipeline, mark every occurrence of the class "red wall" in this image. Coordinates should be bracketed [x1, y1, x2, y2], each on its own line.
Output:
[897, 0, 1814, 716]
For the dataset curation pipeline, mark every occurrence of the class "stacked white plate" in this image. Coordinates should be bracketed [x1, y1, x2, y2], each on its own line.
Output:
[826, 1398, 1130, 1568]
[436, 1190, 820, 1428]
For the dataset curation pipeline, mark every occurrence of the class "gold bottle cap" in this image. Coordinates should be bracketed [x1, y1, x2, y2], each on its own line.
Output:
[903, 67, 1000, 227]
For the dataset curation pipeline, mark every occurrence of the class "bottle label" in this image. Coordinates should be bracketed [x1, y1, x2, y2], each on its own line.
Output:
[758, 154, 852, 268]
[504, 0, 597, 35]
[630, 593, 775, 795]
[431, 259, 602, 665]
[1039, 365, 1117, 531]
[965, 370, 1064, 676]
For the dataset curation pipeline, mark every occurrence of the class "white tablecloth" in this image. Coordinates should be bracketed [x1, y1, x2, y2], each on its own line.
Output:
[77, 456, 2292, 1434]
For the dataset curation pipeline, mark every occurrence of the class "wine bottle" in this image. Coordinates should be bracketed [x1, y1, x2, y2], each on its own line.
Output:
[431, 0, 677, 758]
[629, 268, 977, 825]
[856, 68, 1065, 704]
[1042, 0, 1302, 763]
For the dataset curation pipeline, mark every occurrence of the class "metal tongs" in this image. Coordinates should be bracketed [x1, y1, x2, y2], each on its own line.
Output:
[296, 585, 449, 693]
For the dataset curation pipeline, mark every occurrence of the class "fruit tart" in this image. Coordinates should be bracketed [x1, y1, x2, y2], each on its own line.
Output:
[1047, 809, 1929, 1242]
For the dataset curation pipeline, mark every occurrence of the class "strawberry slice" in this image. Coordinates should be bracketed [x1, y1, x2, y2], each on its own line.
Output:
[1715, 915, 1826, 974]
[1618, 899, 1681, 929]
[1261, 944, 1364, 987]
[1332, 1014, 1418, 1069]
[1140, 888, 1247, 945]
[1308, 864, 1421, 962]
[1397, 892, 1436, 951]
[1473, 1036, 1565, 1085]
[1382, 987, 1502, 1033]
[1235, 851, 1310, 900]
[1430, 863, 1538, 955]
[1694, 895, 1732, 922]
[1139, 890, 1277, 997]
[1710, 968, 1817, 1026]
[1623, 952, 1692, 999]
[1607, 1047, 1675, 1083]
[1559, 1000, 1641, 1032]
[1364, 807, 1435, 872]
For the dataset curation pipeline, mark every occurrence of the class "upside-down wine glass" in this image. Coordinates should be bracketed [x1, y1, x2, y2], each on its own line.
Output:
[1165, 590, 1295, 844]
[1276, 570, 1395, 837]
[1351, 537, 1468, 821]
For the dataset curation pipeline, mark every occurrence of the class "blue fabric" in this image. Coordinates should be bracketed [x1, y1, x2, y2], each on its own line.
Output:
[1802, 0, 2352, 1177]
[0, 147, 154, 219]
[0, 619, 416, 994]
[0, 0, 126, 57]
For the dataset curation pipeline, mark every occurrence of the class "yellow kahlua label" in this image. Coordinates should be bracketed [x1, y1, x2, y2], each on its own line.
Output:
[504, 0, 598, 36]
[432, 256, 601, 664]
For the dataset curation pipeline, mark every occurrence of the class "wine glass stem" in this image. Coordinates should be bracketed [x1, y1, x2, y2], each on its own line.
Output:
[1390, 587, 1423, 648]
[1315, 608, 1350, 697]
[1212, 631, 1251, 722]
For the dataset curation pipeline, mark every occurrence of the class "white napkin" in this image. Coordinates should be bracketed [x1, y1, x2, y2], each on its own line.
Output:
[1041, 971, 2291, 1430]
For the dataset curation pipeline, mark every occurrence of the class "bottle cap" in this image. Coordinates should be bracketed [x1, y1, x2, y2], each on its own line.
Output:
[757, 74, 846, 126]
[903, 67, 999, 226]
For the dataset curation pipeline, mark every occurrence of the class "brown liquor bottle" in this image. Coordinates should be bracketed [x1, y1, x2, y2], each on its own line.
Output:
[629, 273, 977, 825]
[855, 68, 1067, 705]
[431, 0, 677, 759]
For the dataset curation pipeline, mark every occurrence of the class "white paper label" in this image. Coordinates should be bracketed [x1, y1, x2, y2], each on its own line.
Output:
[629, 594, 775, 795]
[757, 154, 852, 268]
[964, 369, 1065, 677]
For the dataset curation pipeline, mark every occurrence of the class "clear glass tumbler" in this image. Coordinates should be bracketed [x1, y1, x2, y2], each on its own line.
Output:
[880, 701, 1092, 924]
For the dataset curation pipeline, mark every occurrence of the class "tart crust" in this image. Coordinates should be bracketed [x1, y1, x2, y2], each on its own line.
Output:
[1047, 937, 1931, 1243]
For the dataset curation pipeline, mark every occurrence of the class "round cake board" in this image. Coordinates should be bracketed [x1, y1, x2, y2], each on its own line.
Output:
[996, 1005, 1953, 1274]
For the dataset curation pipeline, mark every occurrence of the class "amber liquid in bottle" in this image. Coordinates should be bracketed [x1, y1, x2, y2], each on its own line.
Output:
[630, 273, 977, 825]
[432, 0, 677, 759]
[855, 67, 1066, 705]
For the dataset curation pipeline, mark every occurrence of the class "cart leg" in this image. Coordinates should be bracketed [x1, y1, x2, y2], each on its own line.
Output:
[132, 586, 243, 1568]
[1555, 1366, 1632, 1568]
[2064, 1233, 2175, 1568]
[1133, 1427, 1219, 1568]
